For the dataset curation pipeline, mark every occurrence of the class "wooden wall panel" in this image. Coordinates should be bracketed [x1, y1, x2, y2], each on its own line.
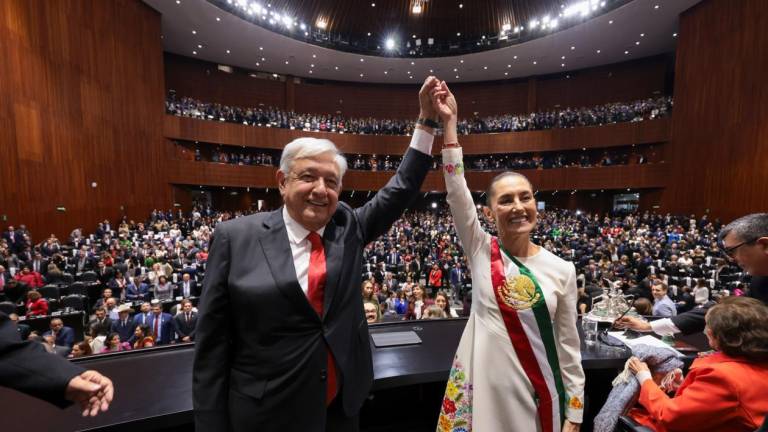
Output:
[164, 115, 669, 155]
[167, 160, 668, 193]
[165, 54, 671, 118]
[164, 53, 286, 109]
[0, 0, 170, 239]
[661, 0, 768, 222]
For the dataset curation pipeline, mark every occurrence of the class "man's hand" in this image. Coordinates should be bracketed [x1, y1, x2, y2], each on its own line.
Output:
[563, 419, 581, 432]
[65, 370, 114, 417]
[418, 76, 440, 120]
[614, 316, 652, 332]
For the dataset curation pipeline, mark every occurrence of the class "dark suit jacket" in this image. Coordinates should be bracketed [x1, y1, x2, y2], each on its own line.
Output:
[173, 312, 197, 341]
[0, 312, 83, 407]
[147, 312, 174, 345]
[110, 318, 134, 343]
[193, 147, 431, 432]
[176, 280, 200, 298]
[43, 326, 75, 348]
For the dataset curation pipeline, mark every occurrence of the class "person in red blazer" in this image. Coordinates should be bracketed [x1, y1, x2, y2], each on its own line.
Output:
[25, 290, 49, 317]
[13, 265, 44, 288]
[428, 263, 442, 289]
[627, 296, 768, 432]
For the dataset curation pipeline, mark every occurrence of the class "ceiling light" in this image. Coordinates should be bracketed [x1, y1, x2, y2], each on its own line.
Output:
[256, 62, 260, 66]
[371, 2, 375, 6]
[192, 50, 197, 55]
[176, 0, 180, 3]
[673, 33, 678, 37]
[507, 64, 511, 68]
[459, 3, 463, 8]
[561, 63, 565, 67]
[315, 18, 327, 29]
[261, 57, 265, 61]
[429, 69, 433, 73]
[259, 46, 263, 50]
[197, 44, 203, 48]
[192, 30, 197, 34]
[272, 74, 278, 78]
[453, 68, 458, 72]
[360, 73, 364, 77]
[385, 38, 395, 50]
[561, 55, 566, 59]
[310, 64, 314, 67]
[513, 55, 517, 59]
[335, 66, 339, 70]
[635, 41, 640, 45]
[412, 1, 423, 14]
[300, 23, 306, 30]
[284, 60, 289, 64]
[640, 33, 645, 37]
[596, 49, 601, 53]
[624, 50, 629, 54]
[460, 59, 464, 63]
[550, 19, 559, 28]
[456, 32, 461, 36]
[529, 19, 539, 29]
[533, 60, 537, 64]
[570, 46, 575, 50]
[367, 32, 371, 36]
[609, 20, 613, 24]
[654, 4, 659, 9]
[216, 17, 221, 21]
[411, 61, 415, 65]
[226, 49, 230, 54]
[483, 66, 488, 69]
[360, 58, 364, 62]
[504, 72, 508, 76]
[455, 75, 459, 79]
[384, 71, 388, 74]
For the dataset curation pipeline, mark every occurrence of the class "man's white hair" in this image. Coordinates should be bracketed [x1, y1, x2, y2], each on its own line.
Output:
[279, 137, 348, 178]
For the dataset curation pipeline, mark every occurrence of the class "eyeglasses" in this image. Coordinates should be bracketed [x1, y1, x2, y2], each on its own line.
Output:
[722, 238, 757, 258]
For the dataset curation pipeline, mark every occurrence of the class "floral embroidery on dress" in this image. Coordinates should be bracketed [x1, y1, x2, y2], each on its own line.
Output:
[437, 356, 473, 432]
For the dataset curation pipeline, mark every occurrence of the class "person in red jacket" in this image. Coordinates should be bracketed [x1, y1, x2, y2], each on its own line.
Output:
[13, 265, 43, 288]
[627, 296, 768, 432]
[25, 290, 49, 317]
[428, 263, 442, 289]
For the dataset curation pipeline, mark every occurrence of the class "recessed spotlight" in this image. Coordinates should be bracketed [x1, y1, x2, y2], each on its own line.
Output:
[272, 74, 278, 78]
[335, 66, 339, 70]
[312, 54, 317, 58]
[673, 33, 678, 37]
[561, 55, 565, 59]
[609, 20, 613, 24]
[192, 30, 197, 34]
[256, 62, 260, 66]
[407, 71, 411, 74]
[309, 70, 313, 74]
[371, 2, 375, 6]
[453, 68, 458, 72]
[624, 50, 629, 54]
[259, 46, 264, 50]
[570, 46, 575, 50]
[483, 66, 488, 70]
[507, 64, 511, 68]
[596, 49, 601, 53]
[460, 59, 464, 63]
[192, 50, 197, 55]
[456, 32, 461, 36]
[561, 63, 565, 67]
[216, 17, 221, 21]
[384, 71, 388, 74]
[640, 33, 645, 37]
[513, 55, 517, 59]
[654, 4, 659, 9]
[360, 73, 364, 77]
[429, 69, 433, 73]
[310, 64, 314, 67]
[285, 60, 290, 64]
[455, 75, 459, 78]
[261, 57, 265, 61]
[459, 3, 463, 8]
[504, 72, 508, 76]
[635, 41, 640, 45]
[367, 32, 371, 36]
[411, 61, 415, 65]
[360, 58, 364, 62]
[533, 60, 537, 64]
[226, 49, 230, 54]
[409, 76, 413, 79]
[176, 0, 180, 3]
[197, 44, 203, 48]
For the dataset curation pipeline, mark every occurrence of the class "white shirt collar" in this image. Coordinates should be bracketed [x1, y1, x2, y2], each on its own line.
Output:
[282, 206, 325, 245]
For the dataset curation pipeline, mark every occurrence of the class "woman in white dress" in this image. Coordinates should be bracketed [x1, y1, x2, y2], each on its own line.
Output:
[431, 82, 584, 432]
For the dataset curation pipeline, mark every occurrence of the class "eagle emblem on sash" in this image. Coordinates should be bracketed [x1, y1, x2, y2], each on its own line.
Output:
[498, 274, 541, 310]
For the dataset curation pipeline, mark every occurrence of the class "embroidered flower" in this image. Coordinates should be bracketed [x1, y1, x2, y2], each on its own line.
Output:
[442, 398, 457, 414]
[445, 381, 459, 400]
[438, 414, 452, 432]
[568, 395, 583, 409]
[445, 164, 455, 174]
[454, 162, 464, 175]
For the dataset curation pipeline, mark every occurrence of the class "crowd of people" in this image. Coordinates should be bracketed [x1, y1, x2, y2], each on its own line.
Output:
[207, 148, 275, 166]
[0, 205, 754, 356]
[165, 94, 672, 137]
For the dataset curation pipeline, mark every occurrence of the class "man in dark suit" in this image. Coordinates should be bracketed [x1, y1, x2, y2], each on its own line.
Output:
[176, 272, 199, 298]
[173, 299, 197, 342]
[131, 302, 152, 328]
[194, 77, 439, 432]
[2, 226, 25, 254]
[28, 252, 48, 278]
[148, 302, 174, 345]
[0, 311, 114, 415]
[42, 318, 75, 348]
[110, 304, 134, 342]
[619, 213, 768, 335]
[70, 250, 95, 274]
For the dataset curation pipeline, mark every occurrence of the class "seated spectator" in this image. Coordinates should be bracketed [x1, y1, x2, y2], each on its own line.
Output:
[577, 282, 592, 314]
[651, 282, 677, 317]
[14, 265, 43, 288]
[633, 297, 654, 316]
[43, 317, 75, 348]
[423, 304, 447, 319]
[363, 301, 380, 324]
[99, 332, 131, 353]
[173, 299, 197, 342]
[405, 284, 433, 320]
[361, 280, 379, 309]
[131, 324, 155, 349]
[434, 291, 458, 318]
[627, 296, 768, 431]
[392, 289, 408, 315]
[693, 279, 710, 305]
[25, 290, 48, 317]
[69, 341, 93, 358]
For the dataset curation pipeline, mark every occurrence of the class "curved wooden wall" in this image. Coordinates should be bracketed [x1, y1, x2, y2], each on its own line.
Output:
[164, 116, 670, 155]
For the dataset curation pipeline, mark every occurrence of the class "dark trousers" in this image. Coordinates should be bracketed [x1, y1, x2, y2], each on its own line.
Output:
[326, 394, 359, 432]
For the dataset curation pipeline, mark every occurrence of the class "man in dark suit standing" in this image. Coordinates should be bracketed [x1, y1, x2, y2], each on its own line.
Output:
[177, 272, 199, 298]
[148, 302, 174, 345]
[194, 77, 439, 432]
[173, 299, 197, 342]
[43, 318, 75, 348]
[110, 304, 135, 343]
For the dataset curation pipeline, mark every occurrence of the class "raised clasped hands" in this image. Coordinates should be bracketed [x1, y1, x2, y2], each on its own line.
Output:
[429, 80, 458, 123]
[418, 76, 440, 121]
[65, 370, 114, 417]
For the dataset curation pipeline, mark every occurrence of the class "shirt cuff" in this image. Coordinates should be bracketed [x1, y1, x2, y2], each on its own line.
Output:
[409, 127, 434, 155]
[635, 370, 653, 385]
[650, 318, 681, 336]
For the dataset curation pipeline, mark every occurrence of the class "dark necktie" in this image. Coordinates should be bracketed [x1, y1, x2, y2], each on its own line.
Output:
[153, 315, 160, 339]
[307, 232, 338, 405]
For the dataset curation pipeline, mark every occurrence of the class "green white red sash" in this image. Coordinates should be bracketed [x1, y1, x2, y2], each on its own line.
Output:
[490, 237, 566, 432]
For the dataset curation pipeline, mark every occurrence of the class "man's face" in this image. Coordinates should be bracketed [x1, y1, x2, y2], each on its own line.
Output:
[364, 303, 378, 323]
[103, 289, 112, 299]
[651, 285, 667, 300]
[106, 298, 116, 309]
[182, 302, 193, 313]
[183, 274, 190, 282]
[723, 232, 768, 276]
[152, 305, 162, 315]
[277, 153, 340, 232]
[50, 320, 63, 332]
[95, 309, 106, 320]
[141, 303, 151, 313]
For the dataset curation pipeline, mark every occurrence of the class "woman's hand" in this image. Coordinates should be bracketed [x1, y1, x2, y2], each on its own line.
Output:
[430, 81, 458, 123]
[563, 419, 581, 432]
[627, 356, 650, 375]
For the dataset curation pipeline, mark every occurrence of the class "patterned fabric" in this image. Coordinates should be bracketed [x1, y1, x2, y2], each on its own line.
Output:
[437, 358, 473, 432]
[593, 344, 684, 432]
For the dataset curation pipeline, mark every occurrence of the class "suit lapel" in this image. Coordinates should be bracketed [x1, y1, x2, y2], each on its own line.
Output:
[258, 210, 319, 320]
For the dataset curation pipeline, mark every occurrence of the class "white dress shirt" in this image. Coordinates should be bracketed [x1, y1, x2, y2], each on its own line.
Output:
[282, 128, 434, 295]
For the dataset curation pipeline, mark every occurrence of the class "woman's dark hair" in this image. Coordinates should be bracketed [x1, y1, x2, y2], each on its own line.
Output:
[633, 297, 653, 316]
[137, 324, 151, 337]
[73, 341, 93, 357]
[706, 296, 768, 361]
[434, 290, 451, 315]
[107, 332, 121, 345]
